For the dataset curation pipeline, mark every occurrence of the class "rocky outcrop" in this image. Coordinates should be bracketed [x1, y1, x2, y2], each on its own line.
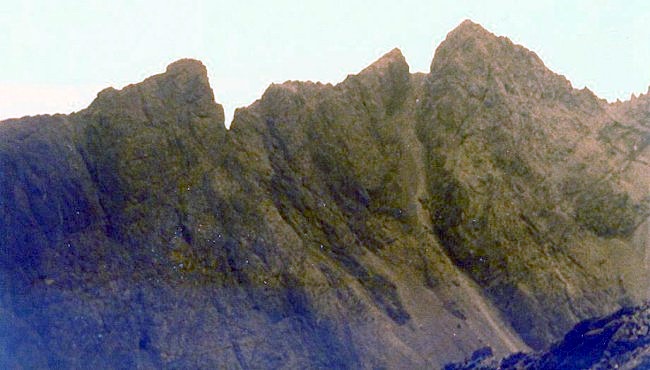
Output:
[1, 20, 648, 368]
[444, 303, 650, 369]
[416, 20, 649, 348]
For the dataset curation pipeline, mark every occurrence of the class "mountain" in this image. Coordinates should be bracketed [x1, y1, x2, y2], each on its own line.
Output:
[1, 20, 648, 368]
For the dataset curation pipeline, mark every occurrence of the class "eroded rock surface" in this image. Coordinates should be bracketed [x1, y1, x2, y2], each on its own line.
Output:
[444, 303, 650, 369]
[1, 21, 648, 368]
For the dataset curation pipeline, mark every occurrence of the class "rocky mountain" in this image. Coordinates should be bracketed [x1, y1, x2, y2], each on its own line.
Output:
[1, 20, 648, 368]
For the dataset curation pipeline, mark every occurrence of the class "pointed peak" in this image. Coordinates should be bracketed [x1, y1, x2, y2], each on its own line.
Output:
[440, 19, 498, 54]
[430, 19, 541, 73]
[360, 48, 408, 76]
[382, 47, 405, 60]
[452, 19, 490, 35]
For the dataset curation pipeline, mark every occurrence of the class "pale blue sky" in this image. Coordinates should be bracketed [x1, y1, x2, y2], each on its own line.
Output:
[2, 1, 650, 126]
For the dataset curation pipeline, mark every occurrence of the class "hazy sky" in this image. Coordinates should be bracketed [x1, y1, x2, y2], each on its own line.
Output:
[2, 0, 650, 126]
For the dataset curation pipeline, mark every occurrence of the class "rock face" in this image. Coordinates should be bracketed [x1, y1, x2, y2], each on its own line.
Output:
[444, 303, 650, 369]
[0, 21, 648, 368]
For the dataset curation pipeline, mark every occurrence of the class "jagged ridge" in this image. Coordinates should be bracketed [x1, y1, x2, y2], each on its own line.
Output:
[0, 20, 648, 368]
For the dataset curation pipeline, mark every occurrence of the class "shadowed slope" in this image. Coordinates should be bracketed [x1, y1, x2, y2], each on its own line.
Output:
[1, 21, 648, 368]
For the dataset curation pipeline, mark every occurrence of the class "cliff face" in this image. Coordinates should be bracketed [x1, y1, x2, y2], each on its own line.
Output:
[1, 21, 648, 368]
[416, 21, 649, 348]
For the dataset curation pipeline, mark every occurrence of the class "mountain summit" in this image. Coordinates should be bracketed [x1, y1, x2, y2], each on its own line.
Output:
[1, 20, 648, 368]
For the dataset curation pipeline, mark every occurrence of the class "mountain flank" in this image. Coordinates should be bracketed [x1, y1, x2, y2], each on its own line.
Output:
[1, 20, 648, 368]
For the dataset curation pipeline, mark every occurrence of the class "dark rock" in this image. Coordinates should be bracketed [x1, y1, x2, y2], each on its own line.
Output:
[446, 303, 650, 369]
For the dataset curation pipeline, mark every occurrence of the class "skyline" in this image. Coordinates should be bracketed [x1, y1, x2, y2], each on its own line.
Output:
[2, 1, 650, 126]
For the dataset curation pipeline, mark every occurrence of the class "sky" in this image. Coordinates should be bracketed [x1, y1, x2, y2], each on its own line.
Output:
[2, 0, 650, 126]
